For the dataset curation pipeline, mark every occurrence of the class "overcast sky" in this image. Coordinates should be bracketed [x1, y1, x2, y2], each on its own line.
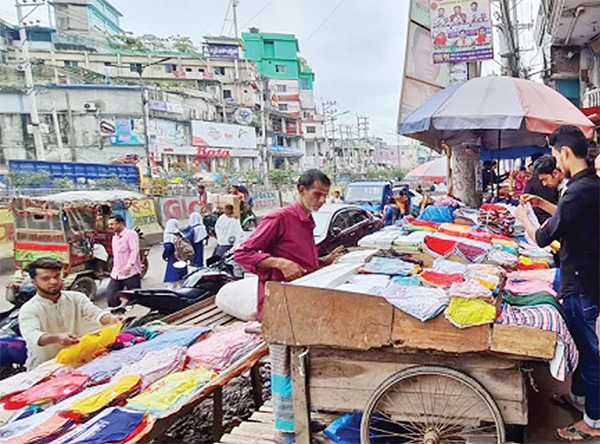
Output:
[0, 0, 542, 143]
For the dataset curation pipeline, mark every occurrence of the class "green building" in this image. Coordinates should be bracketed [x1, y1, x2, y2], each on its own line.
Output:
[242, 30, 314, 90]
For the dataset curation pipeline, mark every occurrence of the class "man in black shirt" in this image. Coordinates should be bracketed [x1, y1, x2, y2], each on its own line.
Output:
[516, 125, 600, 441]
[524, 152, 559, 224]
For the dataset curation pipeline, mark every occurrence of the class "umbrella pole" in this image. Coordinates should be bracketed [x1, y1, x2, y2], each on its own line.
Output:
[496, 130, 501, 200]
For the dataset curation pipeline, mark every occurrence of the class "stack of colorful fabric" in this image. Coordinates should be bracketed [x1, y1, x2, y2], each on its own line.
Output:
[3, 373, 90, 411]
[187, 322, 263, 371]
[359, 257, 420, 276]
[455, 238, 491, 263]
[379, 284, 449, 322]
[422, 233, 458, 258]
[127, 369, 216, 418]
[478, 204, 515, 235]
[403, 216, 440, 233]
[432, 258, 468, 275]
[65, 375, 141, 418]
[419, 270, 464, 289]
[357, 229, 403, 250]
[452, 208, 479, 225]
[448, 280, 494, 303]
[392, 231, 428, 254]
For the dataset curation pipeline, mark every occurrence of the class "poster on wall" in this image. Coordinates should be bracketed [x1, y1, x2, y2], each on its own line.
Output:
[100, 117, 145, 146]
[191, 121, 257, 150]
[430, 0, 494, 64]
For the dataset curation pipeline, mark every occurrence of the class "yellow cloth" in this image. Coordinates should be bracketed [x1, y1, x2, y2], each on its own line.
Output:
[69, 375, 140, 416]
[444, 297, 497, 328]
[56, 323, 121, 367]
[127, 369, 215, 413]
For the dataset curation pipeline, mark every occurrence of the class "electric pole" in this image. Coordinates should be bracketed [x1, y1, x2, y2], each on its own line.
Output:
[232, 0, 240, 38]
[16, 0, 45, 160]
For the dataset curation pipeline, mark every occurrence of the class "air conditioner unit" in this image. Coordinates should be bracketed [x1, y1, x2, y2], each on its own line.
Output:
[84, 102, 97, 112]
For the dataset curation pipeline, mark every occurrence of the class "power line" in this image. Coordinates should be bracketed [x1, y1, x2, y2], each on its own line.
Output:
[303, 0, 345, 46]
[240, 0, 275, 31]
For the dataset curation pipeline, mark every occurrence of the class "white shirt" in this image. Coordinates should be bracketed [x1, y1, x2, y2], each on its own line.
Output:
[215, 214, 243, 246]
[19, 291, 108, 369]
[558, 179, 568, 197]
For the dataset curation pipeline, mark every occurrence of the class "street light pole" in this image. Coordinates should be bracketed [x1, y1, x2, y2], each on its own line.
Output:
[16, 0, 45, 160]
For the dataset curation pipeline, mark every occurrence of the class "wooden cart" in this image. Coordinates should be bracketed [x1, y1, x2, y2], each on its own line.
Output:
[263, 282, 558, 444]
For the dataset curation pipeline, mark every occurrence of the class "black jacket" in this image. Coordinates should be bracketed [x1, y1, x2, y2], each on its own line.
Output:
[535, 168, 600, 300]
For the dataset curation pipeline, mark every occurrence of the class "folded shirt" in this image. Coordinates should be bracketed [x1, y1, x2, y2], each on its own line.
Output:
[359, 257, 419, 276]
[379, 284, 449, 322]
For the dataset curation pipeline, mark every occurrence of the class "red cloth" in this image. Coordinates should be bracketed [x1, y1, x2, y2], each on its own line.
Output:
[420, 271, 465, 288]
[234, 202, 319, 322]
[424, 235, 457, 256]
[518, 262, 550, 271]
[3, 373, 89, 410]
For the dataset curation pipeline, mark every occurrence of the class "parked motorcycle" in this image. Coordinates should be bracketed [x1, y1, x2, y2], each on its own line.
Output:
[117, 252, 242, 327]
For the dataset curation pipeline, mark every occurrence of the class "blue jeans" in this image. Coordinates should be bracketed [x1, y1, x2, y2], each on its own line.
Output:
[563, 294, 600, 428]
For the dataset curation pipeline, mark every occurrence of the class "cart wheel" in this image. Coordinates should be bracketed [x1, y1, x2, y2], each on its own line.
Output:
[71, 276, 97, 300]
[360, 365, 506, 444]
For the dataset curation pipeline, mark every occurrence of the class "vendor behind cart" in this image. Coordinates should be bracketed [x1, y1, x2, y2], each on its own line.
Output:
[235, 169, 344, 444]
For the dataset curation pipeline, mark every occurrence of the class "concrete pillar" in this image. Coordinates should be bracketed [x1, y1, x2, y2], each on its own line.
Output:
[233, 157, 241, 171]
[284, 157, 290, 169]
[210, 158, 217, 172]
[451, 146, 481, 208]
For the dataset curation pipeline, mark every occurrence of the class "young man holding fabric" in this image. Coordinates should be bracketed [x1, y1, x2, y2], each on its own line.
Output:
[19, 258, 121, 369]
[516, 125, 600, 441]
[235, 169, 344, 444]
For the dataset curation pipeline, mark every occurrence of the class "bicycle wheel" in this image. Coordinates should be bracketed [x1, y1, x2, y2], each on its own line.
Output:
[360, 365, 506, 444]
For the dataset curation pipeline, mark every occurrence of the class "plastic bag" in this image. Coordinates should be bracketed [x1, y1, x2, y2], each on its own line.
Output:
[324, 413, 361, 444]
[215, 276, 258, 321]
[56, 323, 121, 367]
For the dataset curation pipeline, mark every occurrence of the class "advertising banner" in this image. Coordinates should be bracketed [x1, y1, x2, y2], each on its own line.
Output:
[191, 121, 257, 150]
[430, 0, 494, 64]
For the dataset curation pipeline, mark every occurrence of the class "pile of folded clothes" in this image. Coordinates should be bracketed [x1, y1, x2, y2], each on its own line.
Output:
[358, 256, 420, 276]
[392, 231, 428, 254]
[358, 228, 403, 249]
[478, 204, 516, 235]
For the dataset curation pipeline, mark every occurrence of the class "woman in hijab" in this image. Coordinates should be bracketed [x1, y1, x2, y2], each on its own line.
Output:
[184, 212, 207, 267]
[162, 219, 186, 284]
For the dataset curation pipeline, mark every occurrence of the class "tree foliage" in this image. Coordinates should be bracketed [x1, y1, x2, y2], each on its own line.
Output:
[109, 33, 199, 53]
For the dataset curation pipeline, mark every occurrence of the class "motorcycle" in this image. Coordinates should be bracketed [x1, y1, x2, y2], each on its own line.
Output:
[117, 252, 242, 327]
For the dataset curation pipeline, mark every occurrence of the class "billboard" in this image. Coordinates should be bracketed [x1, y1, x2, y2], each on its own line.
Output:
[430, 0, 494, 64]
[191, 121, 257, 150]
[398, 0, 451, 126]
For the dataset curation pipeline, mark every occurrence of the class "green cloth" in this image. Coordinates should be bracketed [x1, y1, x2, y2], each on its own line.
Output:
[502, 290, 565, 318]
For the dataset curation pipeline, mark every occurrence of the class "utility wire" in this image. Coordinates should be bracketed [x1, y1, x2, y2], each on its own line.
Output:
[240, 0, 275, 30]
[220, 0, 233, 36]
[303, 0, 345, 46]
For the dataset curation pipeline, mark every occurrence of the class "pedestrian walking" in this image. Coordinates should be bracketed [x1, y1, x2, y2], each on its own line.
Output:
[214, 204, 243, 258]
[184, 212, 207, 268]
[162, 219, 188, 284]
[235, 169, 345, 444]
[106, 215, 142, 308]
[516, 125, 600, 441]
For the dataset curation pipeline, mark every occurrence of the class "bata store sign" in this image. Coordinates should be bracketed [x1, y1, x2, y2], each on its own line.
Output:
[191, 121, 257, 150]
[160, 146, 231, 158]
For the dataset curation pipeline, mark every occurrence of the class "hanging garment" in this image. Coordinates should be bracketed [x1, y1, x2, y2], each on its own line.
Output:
[497, 304, 579, 376]
[56, 324, 121, 367]
[187, 322, 263, 371]
[127, 369, 216, 418]
[419, 270, 464, 288]
[66, 375, 140, 418]
[359, 257, 419, 276]
[444, 297, 498, 328]
[112, 347, 187, 390]
[448, 280, 494, 303]
[379, 284, 449, 322]
[0, 361, 63, 399]
[3, 373, 90, 410]
[50, 407, 147, 444]
[77, 346, 147, 384]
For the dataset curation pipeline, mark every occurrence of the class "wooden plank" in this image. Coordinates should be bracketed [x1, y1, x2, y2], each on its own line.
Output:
[491, 324, 557, 360]
[259, 404, 274, 413]
[213, 387, 224, 443]
[220, 436, 274, 444]
[248, 411, 274, 423]
[264, 282, 394, 349]
[235, 421, 275, 434]
[162, 296, 216, 324]
[391, 308, 492, 353]
[291, 346, 311, 444]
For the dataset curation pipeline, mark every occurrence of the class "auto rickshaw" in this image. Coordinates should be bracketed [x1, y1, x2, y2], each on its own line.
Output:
[7, 190, 151, 300]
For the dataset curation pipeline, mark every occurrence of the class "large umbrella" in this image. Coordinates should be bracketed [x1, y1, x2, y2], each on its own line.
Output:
[405, 157, 447, 183]
[400, 76, 595, 151]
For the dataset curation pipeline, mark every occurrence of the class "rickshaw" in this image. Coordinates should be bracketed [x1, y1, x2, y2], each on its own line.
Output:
[7, 190, 150, 300]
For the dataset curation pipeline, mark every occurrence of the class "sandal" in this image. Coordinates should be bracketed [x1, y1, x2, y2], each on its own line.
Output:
[552, 394, 585, 414]
[555, 426, 598, 442]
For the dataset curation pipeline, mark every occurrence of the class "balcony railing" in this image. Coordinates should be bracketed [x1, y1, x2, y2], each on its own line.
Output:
[582, 87, 600, 108]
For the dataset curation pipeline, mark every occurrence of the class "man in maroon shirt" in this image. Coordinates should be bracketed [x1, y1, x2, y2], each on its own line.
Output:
[235, 169, 343, 443]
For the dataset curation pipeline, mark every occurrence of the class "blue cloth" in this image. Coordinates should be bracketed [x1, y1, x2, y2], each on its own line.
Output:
[562, 294, 600, 426]
[191, 241, 204, 268]
[392, 275, 421, 286]
[51, 407, 145, 444]
[163, 242, 186, 282]
[324, 413, 362, 444]
[136, 327, 210, 352]
[418, 205, 454, 223]
[384, 205, 400, 227]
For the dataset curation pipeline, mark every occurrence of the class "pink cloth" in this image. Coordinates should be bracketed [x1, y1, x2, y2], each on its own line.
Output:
[110, 228, 142, 280]
[234, 203, 319, 322]
[504, 279, 558, 298]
